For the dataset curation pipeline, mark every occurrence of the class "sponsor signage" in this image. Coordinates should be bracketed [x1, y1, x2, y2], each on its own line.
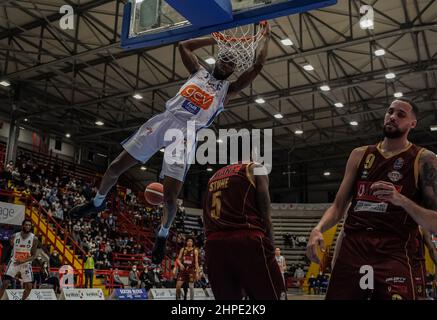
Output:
[114, 288, 148, 300]
[2, 289, 57, 300]
[0, 201, 25, 226]
[60, 288, 105, 300]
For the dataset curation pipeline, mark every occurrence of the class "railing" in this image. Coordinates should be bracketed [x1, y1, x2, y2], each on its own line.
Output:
[111, 251, 172, 280]
[16, 148, 99, 185]
[112, 253, 146, 269]
[0, 191, 86, 273]
[117, 211, 154, 245]
[114, 207, 175, 278]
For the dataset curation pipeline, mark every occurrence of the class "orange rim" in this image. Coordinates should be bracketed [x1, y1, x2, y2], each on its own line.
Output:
[212, 21, 268, 43]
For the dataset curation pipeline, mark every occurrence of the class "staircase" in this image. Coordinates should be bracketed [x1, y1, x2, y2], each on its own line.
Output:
[19, 193, 113, 295]
[117, 210, 155, 249]
[272, 216, 321, 269]
[15, 195, 86, 272]
[114, 207, 174, 277]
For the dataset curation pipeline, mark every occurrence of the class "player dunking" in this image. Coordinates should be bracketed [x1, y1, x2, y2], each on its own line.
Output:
[307, 98, 437, 300]
[0, 219, 39, 300]
[203, 162, 286, 300]
[175, 237, 199, 300]
[69, 25, 271, 264]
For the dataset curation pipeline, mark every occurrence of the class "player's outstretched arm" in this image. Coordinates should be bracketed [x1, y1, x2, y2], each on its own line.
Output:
[179, 37, 216, 74]
[225, 24, 271, 103]
[306, 147, 366, 264]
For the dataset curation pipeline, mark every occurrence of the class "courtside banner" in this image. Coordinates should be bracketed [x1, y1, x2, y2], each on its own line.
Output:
[60, 288, 105, 300]
[0, 201, 25, 226]
[205, 288, 215, 300]
[113, 288, 148, 300]
[1, 289, 57, 300]
[193, 288, 211, 300]
[149, 288, 176, 300]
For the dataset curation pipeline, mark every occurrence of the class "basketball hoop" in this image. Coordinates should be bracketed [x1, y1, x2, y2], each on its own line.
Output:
[212, 21, 268, 72]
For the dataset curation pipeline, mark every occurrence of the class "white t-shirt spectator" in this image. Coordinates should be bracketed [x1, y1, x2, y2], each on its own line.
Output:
[275, 255, 286, 273]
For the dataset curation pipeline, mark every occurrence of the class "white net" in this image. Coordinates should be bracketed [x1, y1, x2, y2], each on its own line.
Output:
[212, 22, 266, 72]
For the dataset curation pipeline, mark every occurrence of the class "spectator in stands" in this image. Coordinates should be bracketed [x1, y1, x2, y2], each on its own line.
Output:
[308, 273, 317, 294]
[39, 196, 49, 209]
[32, 255, 44, 288]
[275, 247, 287, 284]
[41, 261, 60, 294]
[314, 271, 325, 295]
[84, 251, 95, 288]
[50, 250, 61, 268]
[6, 160, 14, 173]
[24, 175, 32, 188]
[140, 265, 154, 291]
[108, 213, 115, 227]
[319, 273, 330, 294]
[112, 268, 124, 288]
[11, 167, 20, 183]
[72, 222, 81, 244]
[129, 264, 140, 288]
[152, 267, 163, 288]
[289, 263, 297, 276]
[294, 265, 305, 280]
[297, 235, 307, 247]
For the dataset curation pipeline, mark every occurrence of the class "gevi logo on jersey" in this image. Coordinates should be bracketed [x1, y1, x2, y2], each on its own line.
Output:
[181, 85, 214, 110]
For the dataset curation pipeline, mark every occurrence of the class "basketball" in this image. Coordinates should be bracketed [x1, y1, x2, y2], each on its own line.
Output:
[145, 182, 164, 205]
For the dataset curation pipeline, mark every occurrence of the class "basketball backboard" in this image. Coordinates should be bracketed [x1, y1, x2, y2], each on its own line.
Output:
[121, 0, 337, 50]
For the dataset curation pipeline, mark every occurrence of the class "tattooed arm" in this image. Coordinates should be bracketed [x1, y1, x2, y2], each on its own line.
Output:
[402, 150, 437, 233]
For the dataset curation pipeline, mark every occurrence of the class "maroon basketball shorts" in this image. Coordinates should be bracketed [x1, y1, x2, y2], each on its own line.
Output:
[177, 269, 195, 283]
[326, 229, 420, 300]
[411, 258, 426, 299]
[205, 230, 286, 300]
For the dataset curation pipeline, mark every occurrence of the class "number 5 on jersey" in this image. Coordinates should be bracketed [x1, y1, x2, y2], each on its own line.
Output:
[211, 191, 222, 219]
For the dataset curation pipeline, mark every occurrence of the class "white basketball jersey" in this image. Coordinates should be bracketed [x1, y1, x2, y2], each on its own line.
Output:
[165, 68, 230, 130]
[11, 232, 35, 263]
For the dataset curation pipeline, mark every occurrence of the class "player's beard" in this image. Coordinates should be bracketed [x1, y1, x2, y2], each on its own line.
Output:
[383, 124, 405, 139]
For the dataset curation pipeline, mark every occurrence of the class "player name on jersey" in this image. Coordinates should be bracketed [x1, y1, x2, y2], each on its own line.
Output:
[208, 177, 229, 192]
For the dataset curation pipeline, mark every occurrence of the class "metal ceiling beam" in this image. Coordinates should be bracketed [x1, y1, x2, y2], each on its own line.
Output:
[266, 22, 437, 65]
[0, 0, 116, 40]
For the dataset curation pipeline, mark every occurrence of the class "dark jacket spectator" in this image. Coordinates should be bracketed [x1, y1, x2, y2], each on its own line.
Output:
[49, 251, 62, 268]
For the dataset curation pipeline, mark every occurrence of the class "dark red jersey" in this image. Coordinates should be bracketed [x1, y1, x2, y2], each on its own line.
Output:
[344, 143, 425, 241]
[181, 247, 196, 272]
[203, 163, 266, 236]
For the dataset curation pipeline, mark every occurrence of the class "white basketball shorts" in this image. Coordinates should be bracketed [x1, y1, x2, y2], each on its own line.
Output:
[5, 261, 34, 283]
[121, 111, 195, 182]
